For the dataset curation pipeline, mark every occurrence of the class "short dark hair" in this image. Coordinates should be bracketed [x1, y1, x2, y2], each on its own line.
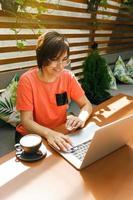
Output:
[36, 31, 69, 69]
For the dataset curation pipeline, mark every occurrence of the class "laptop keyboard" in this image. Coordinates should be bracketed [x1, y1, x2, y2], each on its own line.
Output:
[71, 141, 90, 161]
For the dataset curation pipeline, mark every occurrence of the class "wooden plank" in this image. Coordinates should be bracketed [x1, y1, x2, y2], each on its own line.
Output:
[0, 33, 91, 40]
[99, 44, 133, 54]
[0, 11, 90, 23]
[0, 22, 92, 29]
[0, 21, 133, 31]
[0, 33, 133, 41]
[0, 34, 39, 40]
[0, 41, 90, 53]
[98, 3, 120, 10]
[97, 10, 133, 19]
[1, 41, 132, 66]
[1, 10, 133, 26]
[21, 2, 88, 13]
[94, 33, 133, 38]
[71, 65, 83, 70]
[39, 2, 87, 13]
[0, 66, 32, 74]
[95, 19, 133, 26]
[0, 46, 36, 53]
[70, 49, 88, 55]
[67, 0, 87, 3]
[97, 38, 133, 44]
[0, 56, 36, 65]
[1, 43, 132, 66]
[0, 50, 89, 65]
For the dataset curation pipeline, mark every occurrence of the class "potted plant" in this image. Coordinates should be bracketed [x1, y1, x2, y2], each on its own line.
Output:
[81, 44, 111, 105]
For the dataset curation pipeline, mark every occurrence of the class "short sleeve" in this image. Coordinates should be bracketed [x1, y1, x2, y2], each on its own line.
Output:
[16, 76, 33, 111]
[69, 72, 84, 101]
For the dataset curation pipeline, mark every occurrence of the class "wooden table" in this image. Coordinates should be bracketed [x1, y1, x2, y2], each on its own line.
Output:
[0, 94, 133, 200]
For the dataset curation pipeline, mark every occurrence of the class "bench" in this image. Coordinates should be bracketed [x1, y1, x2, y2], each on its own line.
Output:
[103, 51, 133, 97]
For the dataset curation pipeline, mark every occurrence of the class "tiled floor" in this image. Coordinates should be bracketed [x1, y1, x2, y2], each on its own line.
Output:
[109, 84, 133, 97]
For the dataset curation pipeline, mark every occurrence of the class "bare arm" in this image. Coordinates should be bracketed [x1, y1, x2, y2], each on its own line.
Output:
[77, 95, 92, 123]
[66, 95, 92, 130]
[20, 111, 72, 151]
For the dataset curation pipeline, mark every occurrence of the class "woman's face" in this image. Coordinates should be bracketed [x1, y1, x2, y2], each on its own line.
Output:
[43, 51, 69, 77]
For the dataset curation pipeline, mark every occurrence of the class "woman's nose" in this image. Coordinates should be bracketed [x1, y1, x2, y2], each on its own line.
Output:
[57, 62, 64, 69]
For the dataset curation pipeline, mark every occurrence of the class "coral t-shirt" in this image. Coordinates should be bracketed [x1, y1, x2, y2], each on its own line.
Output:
[16, 68, 84, 135]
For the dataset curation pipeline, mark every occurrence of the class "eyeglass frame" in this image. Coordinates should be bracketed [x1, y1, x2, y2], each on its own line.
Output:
[48, 58, 71, 67]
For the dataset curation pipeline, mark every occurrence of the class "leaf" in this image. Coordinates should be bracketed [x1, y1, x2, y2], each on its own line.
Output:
[17, 40, 26, 49]
[0, 100, 9, 109]
[5, 97, 13, 110]
[0, 97, 13, 112]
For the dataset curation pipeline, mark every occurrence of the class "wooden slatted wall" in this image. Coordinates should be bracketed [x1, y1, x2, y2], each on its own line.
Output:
[0, 0, 133, 86]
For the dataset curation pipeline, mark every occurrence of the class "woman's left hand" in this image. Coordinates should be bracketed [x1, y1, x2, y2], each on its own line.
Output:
[66, 115, 85, 131]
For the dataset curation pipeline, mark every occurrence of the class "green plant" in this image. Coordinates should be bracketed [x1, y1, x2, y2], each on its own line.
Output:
[87, 0, 133, 12]
[87, 0, 108, 11]
[122, 0, 133, 12]
[0, 0, 19, 12]
[0, 0, 46, 13]
[81, 50, 111, 105]
[0, 0, 47, 48]
[0, 73, 20, 127]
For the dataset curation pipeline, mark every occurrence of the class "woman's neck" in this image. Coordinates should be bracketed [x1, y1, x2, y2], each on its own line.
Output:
[38, 69, 58, 83]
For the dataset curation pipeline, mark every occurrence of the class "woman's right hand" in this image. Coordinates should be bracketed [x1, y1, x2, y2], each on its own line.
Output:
[45, 130, 73, 152]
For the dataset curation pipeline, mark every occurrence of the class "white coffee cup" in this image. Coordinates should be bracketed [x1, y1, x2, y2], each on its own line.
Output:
[19, 134, 42, 154]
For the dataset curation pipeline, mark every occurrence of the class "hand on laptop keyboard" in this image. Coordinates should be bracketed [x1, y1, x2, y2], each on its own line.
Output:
[63, 146, 78, 153]
[47, 130, 73, 152]
[66, 115, 85, 131]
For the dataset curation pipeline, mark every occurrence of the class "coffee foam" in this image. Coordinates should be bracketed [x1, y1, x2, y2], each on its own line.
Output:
[20, 135, 41, 147]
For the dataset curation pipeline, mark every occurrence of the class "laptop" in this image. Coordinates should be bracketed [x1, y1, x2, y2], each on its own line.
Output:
[50, 114, 133, 170]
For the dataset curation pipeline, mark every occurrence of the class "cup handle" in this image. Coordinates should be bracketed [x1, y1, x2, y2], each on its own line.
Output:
[14, 143, 23, 154]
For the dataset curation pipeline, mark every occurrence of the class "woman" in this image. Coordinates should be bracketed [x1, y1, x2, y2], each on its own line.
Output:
[16, 31, 92, 152]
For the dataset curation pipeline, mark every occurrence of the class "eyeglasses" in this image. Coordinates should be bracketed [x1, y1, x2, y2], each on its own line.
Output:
[48, 58, 71, 66]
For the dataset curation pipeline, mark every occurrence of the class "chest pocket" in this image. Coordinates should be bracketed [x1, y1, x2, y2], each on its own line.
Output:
[49, 91, 69, 107]
[55, 92, 68, 106]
